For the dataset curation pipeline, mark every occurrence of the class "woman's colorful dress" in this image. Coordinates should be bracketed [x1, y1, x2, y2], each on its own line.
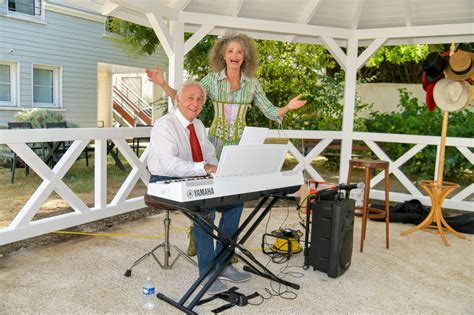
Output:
[200, 71, 282, 157]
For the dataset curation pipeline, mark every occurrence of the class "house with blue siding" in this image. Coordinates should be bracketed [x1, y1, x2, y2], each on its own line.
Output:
[0, 0, 167, 128]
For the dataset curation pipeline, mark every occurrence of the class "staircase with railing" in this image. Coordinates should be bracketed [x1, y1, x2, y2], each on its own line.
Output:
[112, 78, 153, 127]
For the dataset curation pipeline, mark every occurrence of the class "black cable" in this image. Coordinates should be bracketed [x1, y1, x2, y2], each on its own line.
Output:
[279, 206, 290, 232]
[253, 196, 303, 305]
[267, 259, 298, 301]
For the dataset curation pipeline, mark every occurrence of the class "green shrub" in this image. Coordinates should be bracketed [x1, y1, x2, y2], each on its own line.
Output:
[14, 109, 80, 128]
[14, 109, 65, 128]
[366, 89, 473, 185]
[281, 72, 372, 132]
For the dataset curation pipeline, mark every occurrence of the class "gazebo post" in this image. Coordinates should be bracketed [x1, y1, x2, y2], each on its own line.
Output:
[168, 20, 185, 100]
[320, 36, 386, 185]
[338, 38, 358, 183]
[147, 16, 212, 111]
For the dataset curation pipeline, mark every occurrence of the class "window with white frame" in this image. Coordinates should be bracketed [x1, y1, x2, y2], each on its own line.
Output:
[8, 0, 42, 16]
[0, 61, 18, 107]
[33, 65, 61, 108]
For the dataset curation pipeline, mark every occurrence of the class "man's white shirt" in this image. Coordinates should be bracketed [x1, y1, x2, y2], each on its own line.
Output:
[147, 108, 218, 177]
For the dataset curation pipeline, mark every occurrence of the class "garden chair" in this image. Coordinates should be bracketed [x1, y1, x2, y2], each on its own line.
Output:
[45, 122, 91, 167]
[0, 122, 44, 183]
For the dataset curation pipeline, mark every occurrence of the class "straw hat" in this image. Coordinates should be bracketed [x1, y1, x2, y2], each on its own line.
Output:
[433, 78, 470, 112]
[444, 50, 474, 81]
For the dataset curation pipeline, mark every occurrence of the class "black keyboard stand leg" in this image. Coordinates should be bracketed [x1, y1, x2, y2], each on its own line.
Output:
[155, 195, 300, 313]
[156, 211, 233, 313]
[239, 253, 300, 290]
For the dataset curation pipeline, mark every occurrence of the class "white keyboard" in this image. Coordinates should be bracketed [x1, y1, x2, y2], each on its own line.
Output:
[146, 170, 304, 210]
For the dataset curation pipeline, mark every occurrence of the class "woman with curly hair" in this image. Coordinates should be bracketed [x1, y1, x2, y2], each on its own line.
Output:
[146, 34, 306, 268]
[146, 33, 306, 156]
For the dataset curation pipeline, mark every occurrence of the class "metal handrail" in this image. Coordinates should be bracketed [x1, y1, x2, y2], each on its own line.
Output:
[113, 78, 152, 119]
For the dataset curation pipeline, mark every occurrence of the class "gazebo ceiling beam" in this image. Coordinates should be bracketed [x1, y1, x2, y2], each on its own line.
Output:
[403, 0, 413, 27]
[320, 36, 347, 70]
[218, 0, 244, 42]
[179, 12, 351, 39]
[107, 9, 151, 28]
[101, 6, 472, 47]
[184, 24, 215, 55]
[102, 1, 120, 16]
[146, 13, 174, 58]
[354, 23, 473, 40]
[356, 38, 387, 70]
[63, 0, 472, 46]
[351, 0, 366, 30]
[230, 0, 244, 17]
[111, 0, 178, 20]
[176, 0, 191, 11]
[286, 0, 324, 43]
[382, 35, 474, 47]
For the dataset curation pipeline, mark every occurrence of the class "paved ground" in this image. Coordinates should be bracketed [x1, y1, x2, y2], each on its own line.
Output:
[1, 207, 473, 314]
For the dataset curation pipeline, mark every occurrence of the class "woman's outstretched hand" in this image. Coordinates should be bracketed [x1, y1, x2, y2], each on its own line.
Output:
[145, 66, 166, 87]
[287, 94, 307, 110]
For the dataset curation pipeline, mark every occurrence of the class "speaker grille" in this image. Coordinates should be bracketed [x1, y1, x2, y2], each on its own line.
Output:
[304, 197, 355, 278]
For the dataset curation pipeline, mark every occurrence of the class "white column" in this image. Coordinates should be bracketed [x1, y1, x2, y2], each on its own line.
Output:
[97, 65, 112, 127]
[338, 39, 358, 183]
[168, 21, 185, 110]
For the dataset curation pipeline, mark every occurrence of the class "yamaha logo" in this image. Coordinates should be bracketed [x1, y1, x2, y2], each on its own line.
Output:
[186, 187, 215, 199]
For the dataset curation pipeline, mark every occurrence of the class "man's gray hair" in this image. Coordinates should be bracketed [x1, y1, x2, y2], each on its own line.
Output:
[175, 80, 207, 102]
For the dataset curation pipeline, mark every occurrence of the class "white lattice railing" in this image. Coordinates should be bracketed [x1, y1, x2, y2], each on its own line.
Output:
[0, 127, 151, 245]
[267, 130, 472, 211]
[0, 128, 472, 245]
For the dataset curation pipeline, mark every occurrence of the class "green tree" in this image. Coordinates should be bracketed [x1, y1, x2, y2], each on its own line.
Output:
[106, 18, 160, 56]
[358, 45, 429, 83]
[249, 40, 335, 128]
[358, 43, 474, 83]
[366, 89, 473, 185]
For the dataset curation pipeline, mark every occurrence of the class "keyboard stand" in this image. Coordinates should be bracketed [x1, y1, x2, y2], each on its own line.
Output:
[147, 192, 300, 315]
[124, 210, 196, 277]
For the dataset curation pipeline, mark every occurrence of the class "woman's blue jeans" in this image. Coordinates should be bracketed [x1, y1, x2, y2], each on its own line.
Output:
[149, 175, 244, 276]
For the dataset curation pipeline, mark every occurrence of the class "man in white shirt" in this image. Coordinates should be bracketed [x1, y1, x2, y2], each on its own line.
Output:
[147, 80, 251, 295]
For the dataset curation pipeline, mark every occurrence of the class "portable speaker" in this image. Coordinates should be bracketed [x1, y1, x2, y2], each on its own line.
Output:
[304, 196, 354, 278]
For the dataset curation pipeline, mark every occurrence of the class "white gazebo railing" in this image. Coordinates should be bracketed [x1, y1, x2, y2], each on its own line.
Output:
[0, 128, 472, 245]
[268, 130, 472, 211]
[0, 127, 151, 245]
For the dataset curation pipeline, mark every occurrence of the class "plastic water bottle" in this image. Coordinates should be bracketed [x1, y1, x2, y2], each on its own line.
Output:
[354, 182, 365, 208]
[143, 276, 156, 311]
